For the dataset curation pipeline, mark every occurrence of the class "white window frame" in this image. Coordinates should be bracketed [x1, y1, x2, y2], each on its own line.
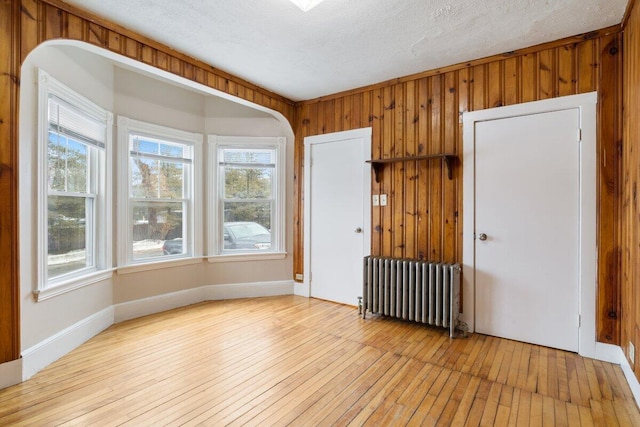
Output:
[35, 69, 113, 301]
[117, 117, 203, 272]
[208, 136, 286, 262]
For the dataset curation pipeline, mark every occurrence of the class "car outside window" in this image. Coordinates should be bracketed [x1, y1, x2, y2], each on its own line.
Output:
[208, 136, 286, 259]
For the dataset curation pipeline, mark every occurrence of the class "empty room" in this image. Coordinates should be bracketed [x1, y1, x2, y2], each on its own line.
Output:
[1, 0, 640, 425]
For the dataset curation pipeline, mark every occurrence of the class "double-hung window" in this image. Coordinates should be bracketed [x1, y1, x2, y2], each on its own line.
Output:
[37, 69, 113, 298]
[118, 117, 202, 268]
[208, 136, 286, 260]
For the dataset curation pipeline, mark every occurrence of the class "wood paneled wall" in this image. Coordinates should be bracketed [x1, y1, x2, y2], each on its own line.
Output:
[622, 0, 640, 380]
[294, 28, 623, 345]
[0, 0, 296, 365]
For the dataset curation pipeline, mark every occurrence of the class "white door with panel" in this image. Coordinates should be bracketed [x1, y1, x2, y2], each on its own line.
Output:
[305, 129, 371, 306]
[474, 108, 581, 352]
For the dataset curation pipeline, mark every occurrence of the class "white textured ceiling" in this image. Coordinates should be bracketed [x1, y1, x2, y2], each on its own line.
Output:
[61, 0, 627, 101]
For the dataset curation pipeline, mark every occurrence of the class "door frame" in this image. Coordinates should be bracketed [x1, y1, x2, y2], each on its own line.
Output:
[462, 92, 597, 357]
[297, 128, 372, 299]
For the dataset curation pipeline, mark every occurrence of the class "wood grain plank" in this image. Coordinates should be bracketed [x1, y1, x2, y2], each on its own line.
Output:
[0, 297, 637, 425]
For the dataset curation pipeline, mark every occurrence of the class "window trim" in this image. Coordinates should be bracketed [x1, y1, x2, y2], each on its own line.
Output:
[207, 135, 286, 261]
[36, 69, 113, 300]
[117, 116, 203, 267]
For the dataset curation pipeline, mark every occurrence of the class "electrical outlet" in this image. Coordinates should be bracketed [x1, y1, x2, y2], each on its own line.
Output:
[380, 194, 388, 206]
[629, 342, 635, 366]
[372, 195, 380, 206]
[295, 273, 304, 281]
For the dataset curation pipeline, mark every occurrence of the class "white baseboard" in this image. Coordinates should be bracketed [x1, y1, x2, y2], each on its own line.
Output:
[21, 306, 114, 381]
[205, 280, 294, 300]
[114, 287, 206, 323]
[114, 280, 294, 323]
[0, 358, 23, 389]
[294, 281, 310, 297]
[595, 343, 640, 408]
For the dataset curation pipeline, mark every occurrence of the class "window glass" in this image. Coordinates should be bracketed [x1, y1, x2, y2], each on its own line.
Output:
[208, 137, 285, 258]
[220, 147, 275, 253]
[129, 134, 190, 261]
[47, 195, 91, 278]
[38, 69, 112, 291]
[118, 117, 201, 267]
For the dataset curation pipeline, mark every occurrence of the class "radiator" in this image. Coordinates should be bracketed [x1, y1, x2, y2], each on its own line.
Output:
[361, 256, 462, 338]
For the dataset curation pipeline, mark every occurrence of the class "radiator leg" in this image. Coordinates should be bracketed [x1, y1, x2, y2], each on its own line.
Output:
[358, 296, 362, 315]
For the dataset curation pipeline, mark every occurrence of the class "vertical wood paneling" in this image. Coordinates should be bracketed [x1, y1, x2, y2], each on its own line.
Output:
[622, 0, 640, 380]
[417, 79, 429, 260]
[521, 53, 538, 103]
[538, 49, 555, 99]
[371, 88, 383, 256]
[557, 44, 576, 97]
[393, 84, 405, 258]
[577, 40, 597, 93]
[381, 86, 394, 257]
[294, 29, 622, 346]
[503, 57, 518, 106]
[598, 33, 622, 344]
[443, 72, 457, 263]
[404, 80, 417, 260]
[0, 0, 20, 363]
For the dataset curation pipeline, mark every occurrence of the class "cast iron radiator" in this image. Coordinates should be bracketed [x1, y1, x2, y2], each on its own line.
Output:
[361, 256, 462, 338]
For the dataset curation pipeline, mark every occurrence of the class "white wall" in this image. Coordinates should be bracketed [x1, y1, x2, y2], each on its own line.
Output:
[16, 42, 295, 382]
[20, 45, 115, 352]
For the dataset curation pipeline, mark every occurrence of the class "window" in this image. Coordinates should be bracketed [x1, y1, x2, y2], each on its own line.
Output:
[37, 69, 113, 296]
[208, 136, 286, 260]
[118, 117, 202, 268]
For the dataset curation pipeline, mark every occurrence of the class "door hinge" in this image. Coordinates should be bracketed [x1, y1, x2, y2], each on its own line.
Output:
[578, 128, 582, 143]
[578, 314, 582, 327]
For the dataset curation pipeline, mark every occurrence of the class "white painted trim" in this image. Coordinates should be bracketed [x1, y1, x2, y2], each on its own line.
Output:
[114, 287, 206, 323]
[0, 359, 23, 390]
[593, 343, 640, 408]
[114, 280, 295, 322]
[33, 269, 114, 301]
[302, 128, 372, 299]
[21, 306, 114, 381]
[462, 92, 598, 358]
[204, 280, 295, 300]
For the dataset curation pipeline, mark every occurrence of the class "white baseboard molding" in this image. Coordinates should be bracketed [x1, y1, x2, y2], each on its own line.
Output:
[21, 306, 114, 381]
[205, 280, 294, 301]
[294, 281, 310, 298]
[114, 280, 294, 323]
[114, 287, 206, 323]
[594, 343, 640, 408]
[0, 358, 23, 389]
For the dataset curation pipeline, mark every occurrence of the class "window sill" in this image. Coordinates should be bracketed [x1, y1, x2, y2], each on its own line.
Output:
[207, 252, 287, 263]
[117, 257, 204, 275]
[34, 269, 115, 302]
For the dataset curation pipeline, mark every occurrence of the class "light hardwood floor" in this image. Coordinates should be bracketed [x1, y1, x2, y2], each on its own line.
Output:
[1, 295, 639, 426]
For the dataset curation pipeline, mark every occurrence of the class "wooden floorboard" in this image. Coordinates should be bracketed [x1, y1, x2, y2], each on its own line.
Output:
[0, 295, 638, 426]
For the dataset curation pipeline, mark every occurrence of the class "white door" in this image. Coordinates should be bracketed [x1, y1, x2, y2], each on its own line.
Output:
[475, 109, 580, 352]
[305, 129, 371, 306]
